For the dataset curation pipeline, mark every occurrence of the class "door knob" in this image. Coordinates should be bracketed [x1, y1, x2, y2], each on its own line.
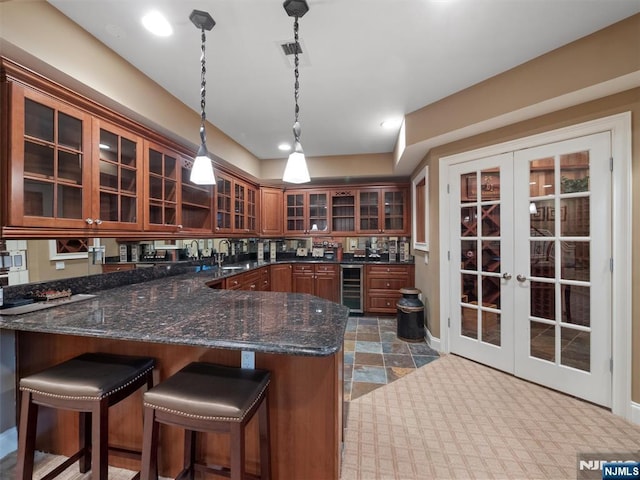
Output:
[516, 274, 527, 282]
[502, 272, 512, 280]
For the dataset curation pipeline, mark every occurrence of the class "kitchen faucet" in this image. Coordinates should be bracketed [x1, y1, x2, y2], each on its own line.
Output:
[190, 240, 200, 260]
[218, 239, 231, 265]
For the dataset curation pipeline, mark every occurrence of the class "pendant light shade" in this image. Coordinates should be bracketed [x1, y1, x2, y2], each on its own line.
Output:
[282, 0, 311, 184]
[283, 140, 310, 184]
[189, 9, 216, 185]
[190, 141, 215, 185]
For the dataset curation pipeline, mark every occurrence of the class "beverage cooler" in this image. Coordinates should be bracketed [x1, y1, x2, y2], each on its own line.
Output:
[340, 265, 363, 313]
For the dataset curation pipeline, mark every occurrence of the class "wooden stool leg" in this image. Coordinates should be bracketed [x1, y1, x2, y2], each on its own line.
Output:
[230, 423, 245, 480]
[78, 411, 91, 473]
[141, 406, 159, 480]
[183, 429, 197, 480]
[92, 399, 109, 480]
[16, 392, 38, 480]
[258, 396, 271, 480]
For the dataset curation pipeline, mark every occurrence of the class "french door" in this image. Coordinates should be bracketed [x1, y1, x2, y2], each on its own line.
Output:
[449, 132, 612, 407]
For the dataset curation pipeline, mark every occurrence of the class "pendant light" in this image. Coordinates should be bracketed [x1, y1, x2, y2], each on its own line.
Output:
[282, 0, 311, 184]
[189, 10, 216, 185]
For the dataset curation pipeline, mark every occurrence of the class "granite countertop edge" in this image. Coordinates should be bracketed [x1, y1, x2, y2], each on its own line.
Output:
[0, 271, 350, 357]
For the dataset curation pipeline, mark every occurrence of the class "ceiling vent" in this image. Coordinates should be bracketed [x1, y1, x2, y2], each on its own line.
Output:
[281, 42, 302, 56]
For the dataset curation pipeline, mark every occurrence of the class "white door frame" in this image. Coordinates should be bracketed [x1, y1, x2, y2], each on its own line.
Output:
[438, 112, 632, 421]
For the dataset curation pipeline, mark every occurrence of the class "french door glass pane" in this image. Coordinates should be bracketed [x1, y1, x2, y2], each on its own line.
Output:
[561, 241, 589, 281]
[461, 306, 478, 339]
[560, 197, 589, 236]
[530, 321, 555, 362]
[481, 310, 500, 346]
[561, 285, 590, 327]
[560, 327, 590, 371]
[560, 151, 589, 193]
[530, 280, 555, 320]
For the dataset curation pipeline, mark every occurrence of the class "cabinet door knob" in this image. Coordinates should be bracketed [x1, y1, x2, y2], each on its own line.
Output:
[516, 274, 527, 283]
[85, 218, 94, 225]
[386, 282, 390, 287]
[502, 272, 512, 280]
[95, 219, 103, 225]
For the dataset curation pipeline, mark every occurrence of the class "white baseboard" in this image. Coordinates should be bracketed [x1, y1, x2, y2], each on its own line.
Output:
[0, 427, 16, 459]
[426, 329, 441, 352]
[631, 401, 640, 426]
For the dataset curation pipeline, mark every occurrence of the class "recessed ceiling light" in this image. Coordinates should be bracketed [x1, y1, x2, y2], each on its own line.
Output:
[278, 143, 292, 151]
[142, 11, 173, 37]
[380, 118, 402, 130]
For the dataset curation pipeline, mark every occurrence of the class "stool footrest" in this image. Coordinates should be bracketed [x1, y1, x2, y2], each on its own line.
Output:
[40, 450, 85, 480]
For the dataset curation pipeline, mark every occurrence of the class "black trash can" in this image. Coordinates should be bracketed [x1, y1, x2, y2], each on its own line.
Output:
[396, 287, 425, 342]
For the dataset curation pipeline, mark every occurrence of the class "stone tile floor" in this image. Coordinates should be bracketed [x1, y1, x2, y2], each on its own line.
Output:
[343, 315, 439, 401]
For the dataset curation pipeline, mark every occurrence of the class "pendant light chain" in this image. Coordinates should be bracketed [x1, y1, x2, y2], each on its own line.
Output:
[293, 17, 300, 142]
[199, 28, 207, 145]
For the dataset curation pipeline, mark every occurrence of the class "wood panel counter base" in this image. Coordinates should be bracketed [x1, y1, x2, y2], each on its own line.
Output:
[16, 331, 344, 480]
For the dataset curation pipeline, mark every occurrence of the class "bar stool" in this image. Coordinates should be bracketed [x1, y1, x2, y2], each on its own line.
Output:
[140, 362, 271, 480]
[16, 352, 156, 480]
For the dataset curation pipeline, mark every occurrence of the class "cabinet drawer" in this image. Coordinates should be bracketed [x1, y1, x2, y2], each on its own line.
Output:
[315, 264, 338, 275]
[368, 295, 401, 312]
[369, 277, 409, 290]
[292, 264, 314, 274]
[367, 265, 411, 276]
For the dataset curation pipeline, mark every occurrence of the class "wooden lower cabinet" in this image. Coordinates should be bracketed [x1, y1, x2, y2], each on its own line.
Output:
[365, 264, 414, 314]
[314, 264, 340, 303]
[270, 263, 292, 292]
[257, 266, 270, 291]
[225, 269, 260, 291]
[221, 262, 414, 312]
[292, 263, 340, 303]
[101, 263, 136, 273]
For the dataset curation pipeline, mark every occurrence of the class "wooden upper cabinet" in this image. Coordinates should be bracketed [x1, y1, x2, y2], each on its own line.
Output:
[215, 172, 258, 235]
[144, 140, 214, 234]
[331, 189, 356, 233]
[358, 187, 409, 234]
[5, 83, 93, 229]
[92, 118, 144, 230]
[260, 187, 283, 236]
[143, 140, 179, 232]
[284, 190, 330, 235]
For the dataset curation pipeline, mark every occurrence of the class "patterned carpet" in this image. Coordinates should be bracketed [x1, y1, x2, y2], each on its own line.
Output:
[341, 353, 640, 479]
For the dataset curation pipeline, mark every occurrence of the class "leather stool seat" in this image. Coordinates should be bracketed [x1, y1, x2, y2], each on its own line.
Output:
[141, 362, 271, 480]
[17, 352, 156, 480]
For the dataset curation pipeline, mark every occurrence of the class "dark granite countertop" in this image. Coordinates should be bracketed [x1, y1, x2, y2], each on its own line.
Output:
[0, 270, 350, 357]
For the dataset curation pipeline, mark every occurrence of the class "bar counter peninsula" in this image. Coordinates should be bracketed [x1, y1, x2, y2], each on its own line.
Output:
[0, 271, 350, 479]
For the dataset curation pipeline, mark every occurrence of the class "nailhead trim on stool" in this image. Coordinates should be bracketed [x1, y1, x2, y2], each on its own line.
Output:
[140, 362, 271, 480]
[16, 352, 156, 480]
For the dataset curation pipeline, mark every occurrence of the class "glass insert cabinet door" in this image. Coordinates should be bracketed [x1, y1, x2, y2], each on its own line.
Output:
[94, 120, 143, 229]
[9, 84, 93, 228]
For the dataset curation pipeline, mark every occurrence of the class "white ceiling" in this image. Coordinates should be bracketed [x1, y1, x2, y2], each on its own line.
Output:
[48, 0, 640, 164]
